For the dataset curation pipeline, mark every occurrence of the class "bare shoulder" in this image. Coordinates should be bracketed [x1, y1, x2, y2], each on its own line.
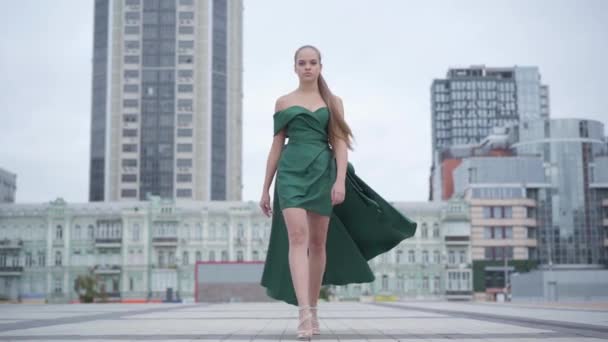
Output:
[274, 92, 296, 113]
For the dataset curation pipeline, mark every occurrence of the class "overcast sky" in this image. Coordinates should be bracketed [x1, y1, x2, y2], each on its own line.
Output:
[1, 0, 607, 204]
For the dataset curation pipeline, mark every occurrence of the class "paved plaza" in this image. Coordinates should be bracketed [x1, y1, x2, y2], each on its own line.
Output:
[0, 301, 607, 341]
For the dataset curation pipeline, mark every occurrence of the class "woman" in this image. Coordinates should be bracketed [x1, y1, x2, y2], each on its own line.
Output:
[259, 45, 417, 340]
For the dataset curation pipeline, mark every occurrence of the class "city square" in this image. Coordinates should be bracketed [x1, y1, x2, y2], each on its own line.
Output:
[1, 301, 608, 341]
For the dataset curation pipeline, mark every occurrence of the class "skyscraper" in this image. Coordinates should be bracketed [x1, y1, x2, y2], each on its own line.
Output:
[429, 66, 549, 201]
[89, 0, 243, 202]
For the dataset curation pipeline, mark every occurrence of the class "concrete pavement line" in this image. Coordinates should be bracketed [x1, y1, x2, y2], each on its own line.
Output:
[371, 302, 608, 339]
[0, 331, 575, 340]
[0, 304, 206, 333]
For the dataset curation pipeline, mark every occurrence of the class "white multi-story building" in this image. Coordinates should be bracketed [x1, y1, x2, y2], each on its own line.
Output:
[0, 198, 472, 303]
[89, 0, 243, 202]
[332, 200, 473, 301]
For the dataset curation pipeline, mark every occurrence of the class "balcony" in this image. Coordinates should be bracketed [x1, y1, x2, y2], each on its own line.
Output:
[0, 266, 24, 276]
[93, 264, 122, 275]
[95, 238, 122, 248]
[0, 239, 23, 250]
[152, 237, 178, 247]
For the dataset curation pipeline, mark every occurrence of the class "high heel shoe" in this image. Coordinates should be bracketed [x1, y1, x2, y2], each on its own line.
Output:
[310, 306, 320, 335]
[297, 305, 313, 340]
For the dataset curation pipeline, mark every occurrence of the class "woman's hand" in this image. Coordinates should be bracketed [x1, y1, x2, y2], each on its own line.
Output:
[259, 192, 272, 217]
[331, 180, 346, 206]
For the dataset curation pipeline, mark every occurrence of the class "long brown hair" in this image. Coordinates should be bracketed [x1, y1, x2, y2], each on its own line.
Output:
[294, 45, 354, 150]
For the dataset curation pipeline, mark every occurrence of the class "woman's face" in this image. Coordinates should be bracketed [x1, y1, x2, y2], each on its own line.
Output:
[294, 47, 322, 82]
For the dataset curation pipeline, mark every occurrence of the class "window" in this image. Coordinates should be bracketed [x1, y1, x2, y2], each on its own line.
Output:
[177, 189, 192, 197]
[125, 39, 139, 48]
[433, 276, 441, 293]
[183, 251, 189, 265]
[421, 223, 428, 239]
[123, 129, 138, 137]
[132, 224, 140, 242]
[381, 275, 389, 291]
[124, 70, 139, 79]
[54, 277, 62, 294]
[422, 251, 429, 264]
[122, 159, 137, 167]
[88, 225, 95, 239]
[56, 225, 63, 240]
[422, 276, 429, 290]
[177, 174, 192, 183]
[195, 251, 202, 262]
[178, 84, 193, 93]
[177, 99, 193, 111]
[527, 227, 536, 239]
[484, 227, 513, 239]
[459, 250, 466, 263]
[124, 55, 140, 64]
[178, 40, 194, 49]
[221, 250, 228, 261]
[396, 250, 403, 264]
[177, 159, 192, 167]
[432, 224, 440, 238]
[122, 144, 138, 153]
[448, 251, 455, 264]
[179, 26, 194, 34]
[252, 251, 259, 261]
[124, 84, 139, 93]
[177, 128, 193, 137]
[74, 225, 81, 240]
[408, 250, 415, 263]
[209, 251, 216, 262]
[178, 114, 193, 126]
[178, 55, 193, 64]
[237, 251, 244, 262]
[125, 26, 140, 35]
[123, 99, 138, 108]
[55, 251, 62, 266]
[178, 70, 193, 79]
[484, 206, 513, 218]
[179, 11, 194, 20]
[121, 189, 137, 198]
[177, 144, 192, 152]
[433, 250, 440, 264]
[484, 247, 513, 260]
[122, 174, 137, 183]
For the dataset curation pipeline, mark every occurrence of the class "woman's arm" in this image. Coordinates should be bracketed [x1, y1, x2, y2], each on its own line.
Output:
[331, 96, 348, 205]
[333, 96, 348, 185]
[261, 98, 287, 194]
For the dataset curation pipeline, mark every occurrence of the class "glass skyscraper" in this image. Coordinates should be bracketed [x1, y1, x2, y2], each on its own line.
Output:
[89, 0, 243, 202]
[430, 66, 550, 201]
[509, 119, 608, 265]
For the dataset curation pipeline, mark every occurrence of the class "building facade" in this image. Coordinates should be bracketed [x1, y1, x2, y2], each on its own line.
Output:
[430, 65, 550, 201]
[452, 156, 549, 300]
[0, 168, 16, 203]
[0, 199, 472, 303]
[508, 118, 608, 265]
[332, 200, 473, 301]
[89, 0, 243, 203]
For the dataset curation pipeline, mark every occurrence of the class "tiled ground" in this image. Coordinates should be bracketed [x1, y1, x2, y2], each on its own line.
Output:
[0, 301, 606, 341]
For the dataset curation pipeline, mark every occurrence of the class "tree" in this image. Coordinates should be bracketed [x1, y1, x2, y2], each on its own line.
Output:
[74, 274, 98, 303]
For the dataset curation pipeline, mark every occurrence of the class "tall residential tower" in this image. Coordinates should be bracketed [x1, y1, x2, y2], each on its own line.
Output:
[89, 0, 243, 202]
[430, 65, 549, 200]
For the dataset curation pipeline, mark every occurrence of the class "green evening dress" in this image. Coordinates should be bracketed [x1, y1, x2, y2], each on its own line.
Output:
[260, 105, 417, 306]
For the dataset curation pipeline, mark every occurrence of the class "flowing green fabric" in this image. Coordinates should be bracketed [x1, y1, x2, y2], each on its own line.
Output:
[260, 105, 417, 306]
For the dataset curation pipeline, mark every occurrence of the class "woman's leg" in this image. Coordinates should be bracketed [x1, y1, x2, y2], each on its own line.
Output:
[282, 208, 311, 317]
[307, 210, 330, 334]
